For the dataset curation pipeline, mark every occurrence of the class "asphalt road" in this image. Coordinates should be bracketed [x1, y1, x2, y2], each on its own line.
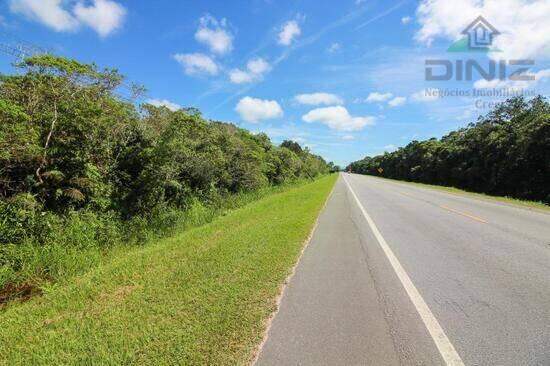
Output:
[256, 173, 550, 366]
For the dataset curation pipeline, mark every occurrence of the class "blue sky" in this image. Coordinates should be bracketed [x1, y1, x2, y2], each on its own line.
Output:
[2, 0, 549, 166]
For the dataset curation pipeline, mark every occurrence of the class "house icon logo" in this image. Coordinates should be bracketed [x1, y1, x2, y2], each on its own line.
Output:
[447, 16, 501, 53]
[462, 16, 500, 49]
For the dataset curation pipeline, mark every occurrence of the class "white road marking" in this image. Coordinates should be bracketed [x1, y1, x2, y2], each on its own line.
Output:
[343, 175, 465, 366]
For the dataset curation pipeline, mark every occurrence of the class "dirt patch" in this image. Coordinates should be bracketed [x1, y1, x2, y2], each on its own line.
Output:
[0, 282, 42, 305]
[112, 285, 136, 299]
[97, 285, 137, 302]
[43, 314, 65, 326]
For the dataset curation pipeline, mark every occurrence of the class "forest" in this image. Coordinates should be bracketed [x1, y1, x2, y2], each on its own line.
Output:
[347, 96, 550, 204]
[0, 55, 332, 295]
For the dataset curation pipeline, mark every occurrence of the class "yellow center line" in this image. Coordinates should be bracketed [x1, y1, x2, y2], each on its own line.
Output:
[397, 190, 488, 224]
[399, 190, 416, 198]
[437, 204, 488, 224]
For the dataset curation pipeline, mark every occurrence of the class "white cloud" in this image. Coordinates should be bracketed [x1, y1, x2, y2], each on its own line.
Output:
[289, 136, 306, 143]
[293, 93, 343, 106]
[473, 68, 550, 90]
[415, 0, 550, 60]
[411, 88, 441, 102]
[146, 99, 181, 111]
[229, 69, 253, 84]
[74, 0, 125, 37]
[235, 97, 283, 123]
[366, 92, 393, 102]
[247, 58, 270, 74]
[327, 42, 341, 53]
[388, 96, 407, 107]
[9, 0, 78, 31]
[384, 144, 397, 151]
[302, 106, 376, 131]
[401, 16, 412, 24]
[229, 57, 271, 84]
[278, 20, 301, 46]
[364, 92, 406, 107]
[173, 53, 219, 76]
[195, 15, 233, 55]
[342, 134, 355, 140]
[9, 0, 125, 36]
[473, 78, 520, 89]
[473, 79, 505, 89]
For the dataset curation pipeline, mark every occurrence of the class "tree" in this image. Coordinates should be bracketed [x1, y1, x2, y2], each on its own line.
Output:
[0, 55, 137, 211]
[280, 140, 303, 154]
[346, 96, 550, 203]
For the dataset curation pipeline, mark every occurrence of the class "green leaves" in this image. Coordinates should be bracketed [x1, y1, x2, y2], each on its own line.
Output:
[22, 55, 96, 76]
[42, 170, 65, 182]
[0, 53, 330, 239]
[0, 53, 332, 296]
[63, 188, 86, 202]
[348, 96, 550, 204]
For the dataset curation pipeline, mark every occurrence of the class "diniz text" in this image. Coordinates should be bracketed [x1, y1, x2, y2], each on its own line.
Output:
[425, 59, 535, 81]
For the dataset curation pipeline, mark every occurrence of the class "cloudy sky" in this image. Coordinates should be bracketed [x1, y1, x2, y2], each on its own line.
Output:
[2, 0, 549, 166]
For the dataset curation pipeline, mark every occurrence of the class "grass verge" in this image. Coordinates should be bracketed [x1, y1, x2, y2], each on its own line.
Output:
[367, 175, 549, 212]
[0, 174, 337, 365]
[0, 178, 321, 302]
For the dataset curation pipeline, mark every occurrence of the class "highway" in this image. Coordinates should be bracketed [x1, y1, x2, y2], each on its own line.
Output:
[256, 173, 550, 366]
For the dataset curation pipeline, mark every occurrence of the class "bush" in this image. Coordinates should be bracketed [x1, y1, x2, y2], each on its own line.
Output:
[0, 54, 331, 295]
[347, 96, 550, 204]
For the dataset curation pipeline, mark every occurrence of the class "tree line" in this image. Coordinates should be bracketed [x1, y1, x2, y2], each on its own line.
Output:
[347, 96, 550, 204]
[0, 55, 332, 291]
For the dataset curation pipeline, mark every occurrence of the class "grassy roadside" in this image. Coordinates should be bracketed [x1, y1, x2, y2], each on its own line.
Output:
[0, 174, 337, 365]
[366, 175, 550, 212]
[0, 178, 323, 302]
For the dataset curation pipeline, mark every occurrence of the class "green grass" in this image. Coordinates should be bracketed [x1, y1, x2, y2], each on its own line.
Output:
[368, 175, 550, 212]
[0, 174, 337, 365]
[0, 178, 321, 297]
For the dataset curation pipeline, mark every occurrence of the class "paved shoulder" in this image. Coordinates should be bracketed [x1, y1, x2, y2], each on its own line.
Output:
[256, 176, 423, 365]
[256, 173, 550, 365]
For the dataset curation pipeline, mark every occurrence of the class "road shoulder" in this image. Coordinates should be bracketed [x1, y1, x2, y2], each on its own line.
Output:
[256, 176, 401, 366]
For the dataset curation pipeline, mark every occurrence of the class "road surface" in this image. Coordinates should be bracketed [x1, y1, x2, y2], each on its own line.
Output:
[256, 173, 550, 366]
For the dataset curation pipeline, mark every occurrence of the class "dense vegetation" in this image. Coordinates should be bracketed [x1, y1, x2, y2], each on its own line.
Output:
[0, 55, 331, 296]
[347, 96, 550, 204]
[0, 175, 337, 365]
